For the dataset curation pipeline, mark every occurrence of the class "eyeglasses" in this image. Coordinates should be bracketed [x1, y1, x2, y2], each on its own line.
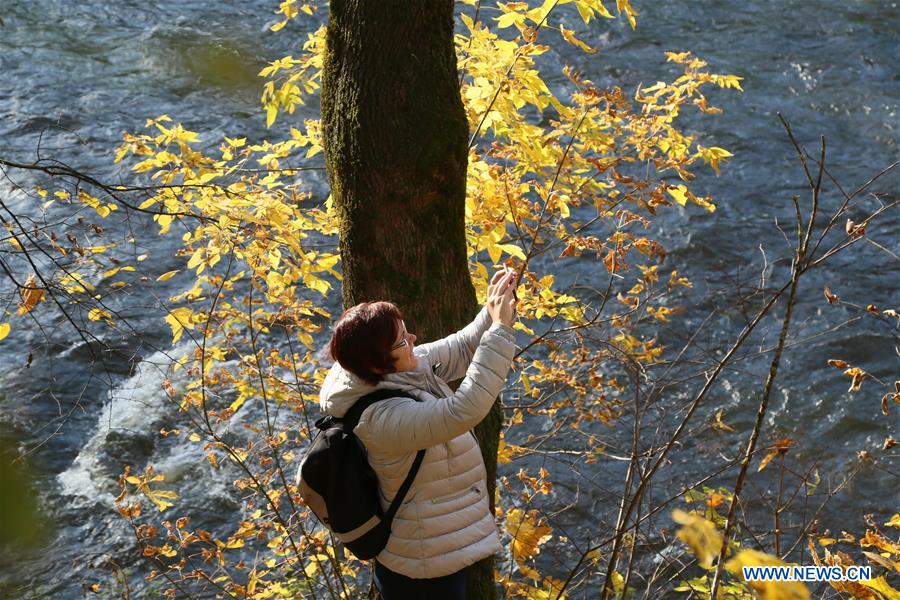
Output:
[390, 321, 410, 351]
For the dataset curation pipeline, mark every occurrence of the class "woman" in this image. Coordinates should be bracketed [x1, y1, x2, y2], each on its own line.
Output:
[319, 268, 519, 599]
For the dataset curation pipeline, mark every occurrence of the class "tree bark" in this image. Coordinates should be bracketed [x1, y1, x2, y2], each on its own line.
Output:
[322, 0, 472, 342]
[322, 1, 500, 598]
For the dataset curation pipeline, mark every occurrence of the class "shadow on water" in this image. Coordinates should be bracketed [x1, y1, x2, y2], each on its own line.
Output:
[150, 32, 267, 100]
[0, 432, 51, 594]
[0, 437, 45, 547]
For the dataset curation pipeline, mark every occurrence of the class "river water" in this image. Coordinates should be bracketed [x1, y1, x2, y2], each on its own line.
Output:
[0, 1, 897, 597]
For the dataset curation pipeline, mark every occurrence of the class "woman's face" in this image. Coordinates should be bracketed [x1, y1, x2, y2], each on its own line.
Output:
[389, 319, 418, 373]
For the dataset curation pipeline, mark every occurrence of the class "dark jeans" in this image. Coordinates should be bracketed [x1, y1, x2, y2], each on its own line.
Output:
[374, 561, 467, 600]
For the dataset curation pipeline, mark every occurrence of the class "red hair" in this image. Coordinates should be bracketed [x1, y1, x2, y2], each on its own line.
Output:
[329, 301, 403, 385]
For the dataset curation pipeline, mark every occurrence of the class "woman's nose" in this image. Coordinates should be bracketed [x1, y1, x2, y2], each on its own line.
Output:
[409, 333, 417, 343]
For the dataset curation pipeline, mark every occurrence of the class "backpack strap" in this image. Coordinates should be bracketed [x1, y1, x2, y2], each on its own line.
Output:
[340, 388, 415, 434]
[385, 443, 426, 522]
[340, 388, 427, 527]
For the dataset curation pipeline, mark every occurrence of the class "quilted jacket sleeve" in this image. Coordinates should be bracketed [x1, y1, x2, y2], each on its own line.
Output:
[418, 306, 493, 382]
[356, 322, 516, 454]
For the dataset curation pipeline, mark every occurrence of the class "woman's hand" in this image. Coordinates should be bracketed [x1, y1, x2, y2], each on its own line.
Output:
[487, 267, 519, 327]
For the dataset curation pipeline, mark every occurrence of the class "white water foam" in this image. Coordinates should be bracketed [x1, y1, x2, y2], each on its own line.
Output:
[57, 347, 197, 505]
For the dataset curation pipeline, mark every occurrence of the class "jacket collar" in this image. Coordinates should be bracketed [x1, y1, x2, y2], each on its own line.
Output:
[319, 350, 432, 417]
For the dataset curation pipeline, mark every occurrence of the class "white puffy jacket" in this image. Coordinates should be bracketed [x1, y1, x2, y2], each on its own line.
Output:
[319, 307, 516, 578]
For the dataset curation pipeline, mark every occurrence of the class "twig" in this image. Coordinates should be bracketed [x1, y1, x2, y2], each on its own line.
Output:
[707, 120, 823, 599]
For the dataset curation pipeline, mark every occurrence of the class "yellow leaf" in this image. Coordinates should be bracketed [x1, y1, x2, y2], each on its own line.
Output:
[156, 270, 180, 282]
[147, 488, 177, 511]
[0, 323, 9, 341]
[666, 51, 693, 63]
[496, 11, 524, 29]
[860, 529, 900, 555]
[156, 214, 173, 235]
[593, 1, 614, 19]
[498, 243, 526, 260]
[697, 145, 734, 176]
[574, 1, 593, 24]
[17, 273, 45, 314]
[667, 184, 689, 206]
[843, 367, 866, 392]
[305, 275, 331, 296]
[611, 571, 625, 594]
[616, 0, 638, 29]
[267, 248, 282, 269]
[672, 509, 723, 568]
[506, 508, 552, 561]
[513, 321, 534, 334]
[712, 409, 736, 433]
[558, 197, 571, 218]
[486, 243, 503, 265]
[860, 576, 900, 599]
[525, 0, 557, 24]
[164, 307, 195, 344]
[886, 514, 900, 528]
[87, 308, 112, 322]
[294, 332, 314, 349]
[758, 438, 793, 473]
[757, 451, 777, 473]
[303, 560, 320, 578]
[497, 435, 526, 464]
[560, 24, 597, 54]
[714, 75, 744, 91]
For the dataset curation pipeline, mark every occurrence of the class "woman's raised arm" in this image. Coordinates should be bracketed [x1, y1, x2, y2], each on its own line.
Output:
[419, 269, 517, 381]
[356, 321, 516, 453]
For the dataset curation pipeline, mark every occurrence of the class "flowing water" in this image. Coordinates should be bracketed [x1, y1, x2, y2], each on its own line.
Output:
[0, 0, 897, 597]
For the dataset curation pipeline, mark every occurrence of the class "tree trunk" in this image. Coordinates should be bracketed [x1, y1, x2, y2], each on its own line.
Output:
[322, 0, 471, 342]
[322, 1, 500, 598]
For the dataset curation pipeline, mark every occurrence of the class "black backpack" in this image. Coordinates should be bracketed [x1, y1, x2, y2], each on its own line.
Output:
[297, 389, 426, 560]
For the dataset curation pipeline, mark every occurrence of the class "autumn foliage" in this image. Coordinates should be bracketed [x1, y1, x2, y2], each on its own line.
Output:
[1, 1, 897, 599]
